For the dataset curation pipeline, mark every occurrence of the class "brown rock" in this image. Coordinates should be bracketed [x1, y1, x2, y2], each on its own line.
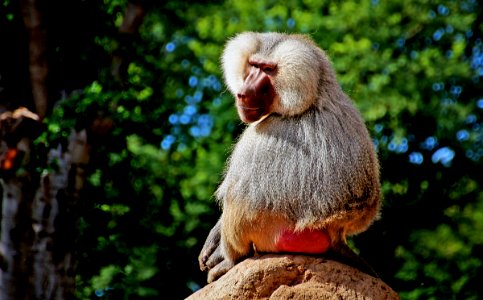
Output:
[187, 254, 399, 300]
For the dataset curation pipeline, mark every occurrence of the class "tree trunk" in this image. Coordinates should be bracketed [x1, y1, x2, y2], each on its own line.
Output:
[0, 109, 90, 299]
[0, 1, 146, 298]
[30, 130, 90, 299]
[20, 0, 49, 119]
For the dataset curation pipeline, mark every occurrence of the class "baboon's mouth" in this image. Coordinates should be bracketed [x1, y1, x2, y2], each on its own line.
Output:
[238, 105, 262, 111]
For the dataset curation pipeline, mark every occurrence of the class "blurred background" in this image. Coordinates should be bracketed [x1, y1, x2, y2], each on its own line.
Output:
[0, 0, 481, 299]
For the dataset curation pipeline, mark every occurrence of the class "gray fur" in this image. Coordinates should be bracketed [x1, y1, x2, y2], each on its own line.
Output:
[217, 98, 379, 231]
[199, 32, 381, 282]
[218, 32, 380, 232]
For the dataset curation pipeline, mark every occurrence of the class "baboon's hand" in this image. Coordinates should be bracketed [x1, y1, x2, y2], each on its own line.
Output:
[198, 219, 223, 271]
[207, 259, 235, 283]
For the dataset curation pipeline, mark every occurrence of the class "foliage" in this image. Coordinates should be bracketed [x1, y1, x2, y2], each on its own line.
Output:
[190, 3, 483, 299]
[0, 0, 482, 299]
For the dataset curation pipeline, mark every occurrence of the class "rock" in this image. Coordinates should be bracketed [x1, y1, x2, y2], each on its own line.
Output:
[187, 254, 399, 300]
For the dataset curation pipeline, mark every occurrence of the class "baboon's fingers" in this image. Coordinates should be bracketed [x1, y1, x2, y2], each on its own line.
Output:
[198, 220, 222, 270]
[205, 246, 224, 269]
[207, 259, 235, 283]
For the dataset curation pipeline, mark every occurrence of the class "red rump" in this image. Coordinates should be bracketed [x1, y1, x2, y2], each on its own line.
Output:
[275, 229, 331, 254]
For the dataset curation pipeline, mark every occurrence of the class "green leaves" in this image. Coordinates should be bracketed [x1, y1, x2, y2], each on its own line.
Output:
[9, 0, 478, 298]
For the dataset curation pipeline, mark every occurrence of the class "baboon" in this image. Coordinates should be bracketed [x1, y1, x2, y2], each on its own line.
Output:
[199, 32, 381, 283]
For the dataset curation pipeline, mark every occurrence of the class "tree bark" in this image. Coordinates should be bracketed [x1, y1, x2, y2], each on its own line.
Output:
[30, 130, 90, 299]
[20, 0, 49, 119]
[0, 109, 40, 299]
[0, 109, 91, 299]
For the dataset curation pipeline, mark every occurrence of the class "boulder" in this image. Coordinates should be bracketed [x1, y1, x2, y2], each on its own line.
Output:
[187, 254, 399, 300]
